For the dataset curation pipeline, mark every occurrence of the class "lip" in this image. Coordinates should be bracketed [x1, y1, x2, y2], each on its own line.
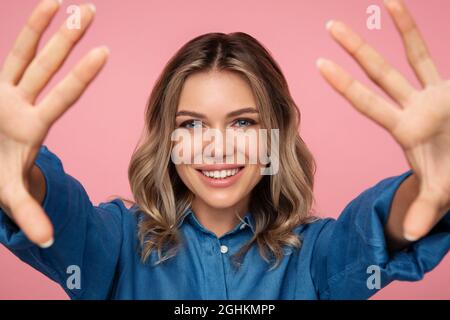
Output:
[193, 164, 245, 171]
[194, 166, 245, 188]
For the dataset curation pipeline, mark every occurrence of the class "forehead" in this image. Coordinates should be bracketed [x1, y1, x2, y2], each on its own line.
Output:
[177, 70, 257, 114]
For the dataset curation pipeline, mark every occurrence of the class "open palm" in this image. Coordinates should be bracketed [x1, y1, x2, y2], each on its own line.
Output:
[0, 0, 108, 246]
[318, 0, 450, 241]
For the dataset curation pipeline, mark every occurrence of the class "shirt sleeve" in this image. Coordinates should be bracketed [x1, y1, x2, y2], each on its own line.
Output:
[0, 145, 125, 299]
[310, 170, 450, 300]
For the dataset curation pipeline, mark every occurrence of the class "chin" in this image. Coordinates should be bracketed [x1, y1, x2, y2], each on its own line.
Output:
[196, 189, 245, 209]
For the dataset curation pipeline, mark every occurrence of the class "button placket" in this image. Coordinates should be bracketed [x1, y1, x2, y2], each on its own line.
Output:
[202, 237, 228, 299]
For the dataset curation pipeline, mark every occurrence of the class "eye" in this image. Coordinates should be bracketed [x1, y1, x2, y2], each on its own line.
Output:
[179, 119, 203, 129]
[232, 118, 256, 128]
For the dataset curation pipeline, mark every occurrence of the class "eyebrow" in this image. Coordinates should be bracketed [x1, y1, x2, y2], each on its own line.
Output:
[176, 107, 259, 119]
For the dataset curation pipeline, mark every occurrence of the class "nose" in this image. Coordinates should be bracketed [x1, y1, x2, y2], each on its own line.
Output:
[202, 127, 236, 164]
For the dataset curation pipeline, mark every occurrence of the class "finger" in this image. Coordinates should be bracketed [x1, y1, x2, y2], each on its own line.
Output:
[384, 0, 442, 86]
[326, 20, 415, 105]
[18, 3, 96, 103]
[317, 58, 401, 132]
[7, 186, 54, 248]
[37, 46, 109, 126]
[1, 0, 61, 84]
[402, 190, 443, 242]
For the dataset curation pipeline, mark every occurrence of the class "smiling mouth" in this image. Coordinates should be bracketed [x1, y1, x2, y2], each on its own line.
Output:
[197, 167, 244, 179]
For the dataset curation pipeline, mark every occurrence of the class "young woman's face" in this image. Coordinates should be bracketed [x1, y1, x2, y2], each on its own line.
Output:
[174, 70, 265, 210]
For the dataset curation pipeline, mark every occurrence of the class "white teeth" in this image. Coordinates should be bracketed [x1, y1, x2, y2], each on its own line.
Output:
[201, 168, 241, 179]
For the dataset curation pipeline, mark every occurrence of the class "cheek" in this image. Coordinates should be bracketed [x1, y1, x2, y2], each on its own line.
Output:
[248, 165, 264, 185]
[171, 134, 201, 165]
[175, 165, 195, 190]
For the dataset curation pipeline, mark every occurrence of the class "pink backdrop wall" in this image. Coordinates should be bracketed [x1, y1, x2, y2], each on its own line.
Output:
[1, 0, 449, 299]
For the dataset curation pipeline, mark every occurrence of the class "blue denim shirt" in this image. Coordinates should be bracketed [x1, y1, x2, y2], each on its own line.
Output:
[1, 145, 449, 299]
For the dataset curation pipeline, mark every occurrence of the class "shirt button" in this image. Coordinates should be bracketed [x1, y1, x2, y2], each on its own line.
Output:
[220, 245, 228, 254]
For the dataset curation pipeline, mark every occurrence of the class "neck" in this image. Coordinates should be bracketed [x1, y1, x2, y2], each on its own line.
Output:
[191, 197, 249, 238]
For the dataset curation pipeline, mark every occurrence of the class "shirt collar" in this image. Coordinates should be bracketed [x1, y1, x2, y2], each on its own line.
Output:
[177, 207, 256, 235]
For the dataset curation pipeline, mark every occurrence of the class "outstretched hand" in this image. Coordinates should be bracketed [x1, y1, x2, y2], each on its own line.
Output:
[0, 0, 109, 247]
[317, 0, 450, 242]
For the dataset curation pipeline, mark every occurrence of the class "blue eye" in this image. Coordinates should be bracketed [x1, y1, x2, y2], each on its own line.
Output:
[233, 118, 256, 127]
[180, 120, 203, 129]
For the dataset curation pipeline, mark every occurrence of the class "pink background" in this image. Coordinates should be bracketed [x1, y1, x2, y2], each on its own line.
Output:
[1, 0, 449, 299]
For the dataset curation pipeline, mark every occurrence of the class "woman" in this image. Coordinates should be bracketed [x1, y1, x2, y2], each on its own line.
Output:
[0, 0, 449, 299]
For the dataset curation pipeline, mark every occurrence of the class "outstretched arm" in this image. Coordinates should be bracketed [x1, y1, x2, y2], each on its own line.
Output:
[318, 0, 450, 249]
[0, 1, 125, 299]
[310, 170, 450, 299]
[0, 0, 108, 247]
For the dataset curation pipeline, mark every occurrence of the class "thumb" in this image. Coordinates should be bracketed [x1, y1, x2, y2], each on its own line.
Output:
[8, 187, 54, 248]
[402, 190, 442, 242]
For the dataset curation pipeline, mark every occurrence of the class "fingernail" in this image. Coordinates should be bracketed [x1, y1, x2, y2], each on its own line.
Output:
[316, 58, 328, 69]
[326, 20, 334, 30]
[316, 58, 324, 68]
[384, 0, 401, 10]
[55, 0, 63, 5]
[101, 46, 110, 55]
[39, 237, 54, 249]
[383, 0, 396, 5]
[403, 232, 419, 242]
[88, 3, 96, 12]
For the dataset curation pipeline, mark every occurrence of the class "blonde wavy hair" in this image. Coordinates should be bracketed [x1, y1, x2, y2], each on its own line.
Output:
[124, 32, 317, 270]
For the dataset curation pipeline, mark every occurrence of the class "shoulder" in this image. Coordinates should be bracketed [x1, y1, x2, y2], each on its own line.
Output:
[293, 216, 336, 239]
[96, 198, 141, 232]
[289, 216, 337, 256]
[96, 198, 143, 254]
